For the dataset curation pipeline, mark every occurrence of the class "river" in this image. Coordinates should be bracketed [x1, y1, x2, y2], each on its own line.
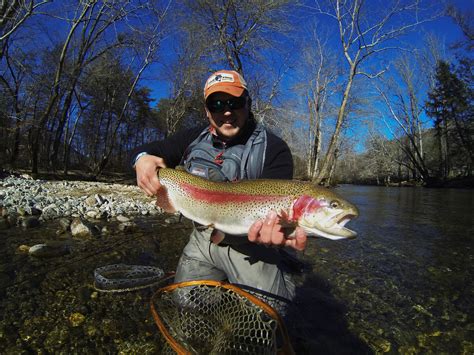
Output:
[0, 185, 472, 353]
[294, 185, 474, 353]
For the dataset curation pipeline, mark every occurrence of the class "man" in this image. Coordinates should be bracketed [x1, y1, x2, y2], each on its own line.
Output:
[132, 70, 307, 301]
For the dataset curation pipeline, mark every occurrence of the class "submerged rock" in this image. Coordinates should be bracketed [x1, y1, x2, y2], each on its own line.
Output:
[58, 218, 71, 231]
[17, 244, 30, 253]
[0, 217, 10, 230]
[21, 216, 40, 229]
[28, 242, 71, 258]
[118, 222, 136, 232]
[70, 218, 99, 238]
[69, 312, 86, 327]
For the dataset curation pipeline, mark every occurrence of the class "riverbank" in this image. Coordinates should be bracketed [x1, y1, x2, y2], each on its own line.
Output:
[0, 172, 192, 353]
[0, 171, 159, 233]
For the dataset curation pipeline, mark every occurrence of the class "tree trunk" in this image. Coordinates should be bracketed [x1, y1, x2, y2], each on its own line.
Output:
[315, 64, 355, 184]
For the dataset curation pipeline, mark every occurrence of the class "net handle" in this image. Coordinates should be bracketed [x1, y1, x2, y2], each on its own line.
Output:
[149, 279, 295, 355]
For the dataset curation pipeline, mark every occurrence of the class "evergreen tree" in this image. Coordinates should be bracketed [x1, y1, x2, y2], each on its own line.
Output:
[426, 60, 473, 178]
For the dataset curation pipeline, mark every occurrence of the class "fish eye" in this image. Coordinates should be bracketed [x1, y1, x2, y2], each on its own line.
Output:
[330, 200, 339, 208]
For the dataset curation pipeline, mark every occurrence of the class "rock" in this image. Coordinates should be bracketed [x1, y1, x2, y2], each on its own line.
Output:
[27, 207, 42, 216]
[70, 218, 99, 238]
[17, 244, 30, 253]
[6, 213, 18, 226]
[86, 210, 98, 218]
[21, 216, 40, 229]
[41, 204, 58, 220]
[116, 215, 130, 223]
[0, 206, 8, 217]
[69, 312, 85, 327]
[165, 214, 181, 224]
[118, 222, 136, 232]
[0, 217, 10, 230]
[28, 242, 71, 258]
[95, 194, 106, 206]
[58, 218, 71, 231]
[84, 195, 97, 207]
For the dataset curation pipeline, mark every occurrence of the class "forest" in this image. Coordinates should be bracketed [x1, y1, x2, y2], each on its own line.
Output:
[0, 0, 472, 186]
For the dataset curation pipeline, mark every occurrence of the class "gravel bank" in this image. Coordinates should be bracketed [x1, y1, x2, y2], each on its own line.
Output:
[0, 173, 159, 229]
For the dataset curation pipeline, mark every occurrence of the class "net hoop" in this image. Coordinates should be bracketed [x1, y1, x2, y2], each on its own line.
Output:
[150, 280, 295, 355]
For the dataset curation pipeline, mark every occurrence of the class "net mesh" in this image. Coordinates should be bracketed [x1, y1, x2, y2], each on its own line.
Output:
[150, 280, 294, 354]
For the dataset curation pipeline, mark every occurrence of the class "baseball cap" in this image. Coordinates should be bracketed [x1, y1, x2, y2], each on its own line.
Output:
[204, 70, 248, 99]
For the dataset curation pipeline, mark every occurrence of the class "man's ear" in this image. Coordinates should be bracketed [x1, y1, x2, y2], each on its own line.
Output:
[205, 107, 212, 119]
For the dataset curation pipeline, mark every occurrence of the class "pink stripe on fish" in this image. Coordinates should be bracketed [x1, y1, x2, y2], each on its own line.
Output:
[181, 182, 281, 204]
[292, 195, 324, 220]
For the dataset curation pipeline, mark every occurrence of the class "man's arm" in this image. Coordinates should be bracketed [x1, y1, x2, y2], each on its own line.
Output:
[131, 125, 205, 169]
[132, 125, 205, 195]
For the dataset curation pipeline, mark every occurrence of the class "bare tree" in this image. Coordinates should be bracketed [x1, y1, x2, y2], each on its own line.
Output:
[308, 0, 438, 185]
[160, 25, 208, 136]
[27, 0, 170, 174]
[446, 3, 473, 50]
[184, 0, 291, 75]
[376, 56, 431, 182]
[0, 0, 51, 47]
[298, 29, 340, 180]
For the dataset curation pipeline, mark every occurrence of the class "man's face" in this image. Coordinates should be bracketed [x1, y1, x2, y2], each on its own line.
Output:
[205, 92, 249, 140]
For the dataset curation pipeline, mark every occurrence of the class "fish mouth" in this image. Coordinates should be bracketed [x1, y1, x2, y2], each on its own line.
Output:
[303, 212, 358, 240]
[334, 214, 358, 238]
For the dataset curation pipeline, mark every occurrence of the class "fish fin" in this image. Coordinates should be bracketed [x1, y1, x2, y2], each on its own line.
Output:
[277, 209, 297, 228]
[278, 209, 297, 236]
[210, 229, 225, 244]
[155, 187, 176, 213]
[195, 223, 214, 231]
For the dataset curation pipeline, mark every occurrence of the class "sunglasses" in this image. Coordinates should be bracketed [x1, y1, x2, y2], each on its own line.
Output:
[206, 97, 247, 113]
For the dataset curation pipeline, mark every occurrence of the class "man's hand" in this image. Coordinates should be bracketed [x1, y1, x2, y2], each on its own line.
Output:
[248, 210, 307, 251]
[135, 155, 167, 196]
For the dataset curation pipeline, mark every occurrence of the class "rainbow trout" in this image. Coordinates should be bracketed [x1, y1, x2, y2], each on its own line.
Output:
[156, 168, 359, 241]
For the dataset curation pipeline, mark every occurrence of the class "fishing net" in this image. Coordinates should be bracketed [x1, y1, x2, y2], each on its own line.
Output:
[150, 280, 294, 354]
[94, 264, 166, 292]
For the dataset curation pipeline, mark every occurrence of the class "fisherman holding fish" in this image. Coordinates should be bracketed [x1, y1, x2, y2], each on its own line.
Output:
[132, 70, 309, 302]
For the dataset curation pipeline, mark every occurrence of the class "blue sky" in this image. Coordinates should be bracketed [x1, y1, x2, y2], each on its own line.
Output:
[143, 0, 472, 107]
[137, 0, 473, 155]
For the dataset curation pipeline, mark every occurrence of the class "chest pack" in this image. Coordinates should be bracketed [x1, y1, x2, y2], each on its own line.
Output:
[181, 123, 267, 182]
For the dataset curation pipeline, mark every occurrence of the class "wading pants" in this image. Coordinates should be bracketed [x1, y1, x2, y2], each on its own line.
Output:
[174, 227, 296, 302]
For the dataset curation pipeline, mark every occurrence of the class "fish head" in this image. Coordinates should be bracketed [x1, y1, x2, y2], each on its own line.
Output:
[292, 192, 359, 240]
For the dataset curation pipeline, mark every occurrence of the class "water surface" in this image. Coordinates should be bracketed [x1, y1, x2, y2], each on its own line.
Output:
[0, 186, 472, 353]
[293, 185, 473, 353]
